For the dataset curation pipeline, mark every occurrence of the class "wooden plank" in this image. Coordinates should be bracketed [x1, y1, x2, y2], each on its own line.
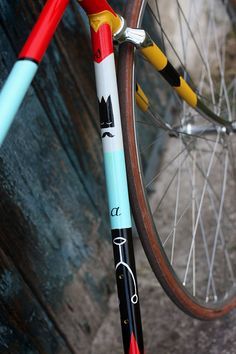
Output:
[0, 247, 72, 354]
[0, 1, 121, 352]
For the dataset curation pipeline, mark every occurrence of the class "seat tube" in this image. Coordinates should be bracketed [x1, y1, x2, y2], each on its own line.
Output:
[78, 1, 144, 353]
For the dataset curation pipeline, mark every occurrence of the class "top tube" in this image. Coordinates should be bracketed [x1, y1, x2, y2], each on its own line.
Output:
[19, 0, 69, 63]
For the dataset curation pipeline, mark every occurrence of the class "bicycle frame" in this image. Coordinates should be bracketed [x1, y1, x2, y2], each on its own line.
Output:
[2, 0, 232, 352]
[0, 0, 144, 353]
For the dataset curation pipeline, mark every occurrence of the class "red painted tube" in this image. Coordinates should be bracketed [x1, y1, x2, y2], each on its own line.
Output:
[129, 333, 141, 354]
[78, 0, 117, 16]
[19, 0, 69, 63]
[91, 24, 113, 63]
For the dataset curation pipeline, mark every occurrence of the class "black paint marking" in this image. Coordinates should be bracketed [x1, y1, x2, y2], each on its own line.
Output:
[112, 228, 144, 353]
[95, 49, 101, 61]
[99, 96, 115, 129]
[159, 61, 181, 87]
[111, 207, 121, 217]
[102, 132, 114, 138]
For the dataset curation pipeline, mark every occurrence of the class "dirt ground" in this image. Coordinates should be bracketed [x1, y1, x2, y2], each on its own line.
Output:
[91, 238, 236, 354]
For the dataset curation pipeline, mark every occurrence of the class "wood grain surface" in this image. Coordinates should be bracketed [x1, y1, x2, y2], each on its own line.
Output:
[0, 1, 125, 352]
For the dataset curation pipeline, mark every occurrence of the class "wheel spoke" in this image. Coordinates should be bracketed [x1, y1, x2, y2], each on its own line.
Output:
[183, 134, 220, 286]
[119, 0, 236, 314]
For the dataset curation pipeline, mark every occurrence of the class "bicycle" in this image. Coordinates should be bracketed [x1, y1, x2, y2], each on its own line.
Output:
[0, 0, 235, 353]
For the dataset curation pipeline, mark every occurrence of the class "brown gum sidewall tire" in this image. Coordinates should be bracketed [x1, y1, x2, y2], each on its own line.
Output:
[117, 0, 236, 319]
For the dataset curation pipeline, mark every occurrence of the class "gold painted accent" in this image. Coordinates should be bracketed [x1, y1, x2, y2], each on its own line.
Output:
[136, 84, 149, 112]
[89, 10, 122, 33]
[141, 43, 167, 71]
[174, 77, 198, 108]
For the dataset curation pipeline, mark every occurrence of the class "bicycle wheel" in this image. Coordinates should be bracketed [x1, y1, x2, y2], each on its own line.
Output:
[118, 0, 236, 319]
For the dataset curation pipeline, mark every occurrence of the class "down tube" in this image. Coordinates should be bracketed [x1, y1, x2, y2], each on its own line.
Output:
[0, 0, 69, 146]
[91, 24, 144, 354]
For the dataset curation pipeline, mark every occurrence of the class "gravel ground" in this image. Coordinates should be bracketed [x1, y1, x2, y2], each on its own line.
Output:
[91, 238, 236, 353]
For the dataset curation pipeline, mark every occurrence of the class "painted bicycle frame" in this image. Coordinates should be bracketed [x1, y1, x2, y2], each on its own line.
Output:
[1, 0, 232, 352]
[0, 0, 144, 353]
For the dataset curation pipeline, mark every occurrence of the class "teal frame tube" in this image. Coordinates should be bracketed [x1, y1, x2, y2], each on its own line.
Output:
[0, 60, 38, 146]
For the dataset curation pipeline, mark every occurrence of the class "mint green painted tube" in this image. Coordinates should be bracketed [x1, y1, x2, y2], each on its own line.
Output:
[0, 60, 38, 146]
[104, 150, 132, 229]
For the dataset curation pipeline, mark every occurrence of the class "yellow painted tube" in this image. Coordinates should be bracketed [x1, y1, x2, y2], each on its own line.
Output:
[140, 39, 229, 126]
[174, 77, 197, 108]
[135, 84, 149, 112]
[141, 42, 198, 108]
[140, 43, 167, 71]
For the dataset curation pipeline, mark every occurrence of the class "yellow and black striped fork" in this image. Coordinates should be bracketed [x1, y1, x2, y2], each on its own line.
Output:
[140, 39, 232, 129]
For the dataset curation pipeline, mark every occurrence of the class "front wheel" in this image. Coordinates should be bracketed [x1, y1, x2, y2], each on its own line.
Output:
[118, 0, 236, 319]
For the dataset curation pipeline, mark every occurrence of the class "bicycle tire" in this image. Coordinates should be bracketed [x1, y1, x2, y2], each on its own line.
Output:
[118, 0, 236, 319]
